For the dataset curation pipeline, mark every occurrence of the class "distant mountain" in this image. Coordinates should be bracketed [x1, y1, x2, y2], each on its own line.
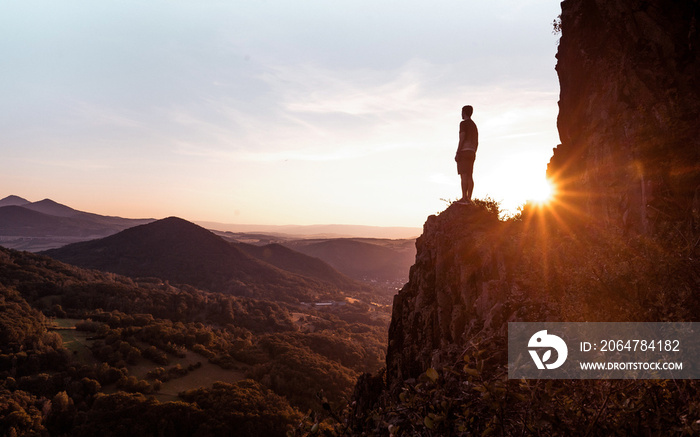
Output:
[214, 231, 415, 292]
[22, 198, 80, 217]
[284, 238, 416, 286]
[0, 195, 154, 252]
[0, 206, 111, 236]
[237, 242, 363, 292]
[0, 195, 30, 207]
[43, 217, 358, 302]
[198, 221, 421, 240]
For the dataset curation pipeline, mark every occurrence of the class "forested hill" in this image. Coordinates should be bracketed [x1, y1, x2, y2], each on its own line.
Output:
[0, 245, 388, 435]
[283, 238, 416, 285]
[43, 216, 367, 302]
[235, 242, 362, 293]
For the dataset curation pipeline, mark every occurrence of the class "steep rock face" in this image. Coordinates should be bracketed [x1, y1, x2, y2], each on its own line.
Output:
[384, 0, 700, 393]
[385, 205, 512, 387]
[549, 0, 700, 236]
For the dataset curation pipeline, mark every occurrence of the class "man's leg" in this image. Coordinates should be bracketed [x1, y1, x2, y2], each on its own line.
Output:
[466, 174, 474, 202]
[466, 154, 476, 201]
[460, 174, 469, 201]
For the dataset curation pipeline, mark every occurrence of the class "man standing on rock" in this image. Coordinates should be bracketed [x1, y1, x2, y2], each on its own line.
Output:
[455, 105, 479, 203]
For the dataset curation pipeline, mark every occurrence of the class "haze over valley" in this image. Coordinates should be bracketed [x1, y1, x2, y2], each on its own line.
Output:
[0, 195, 416, 292]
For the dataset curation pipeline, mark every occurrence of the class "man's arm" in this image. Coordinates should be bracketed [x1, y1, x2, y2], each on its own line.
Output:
[456, 121, 466, 161]
[456, 132, 466, 161]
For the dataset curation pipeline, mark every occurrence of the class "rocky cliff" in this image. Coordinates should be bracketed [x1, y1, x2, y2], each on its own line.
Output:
[385, 204, 511, 387]
[549, 0, 700, 237]
[382, 0, 700, 398]
[351, 1, 700, 432]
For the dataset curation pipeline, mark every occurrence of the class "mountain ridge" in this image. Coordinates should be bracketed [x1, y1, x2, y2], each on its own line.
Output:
[236, 242, 364, 293]
[283, 238, 415, 285]
[23, 198, 83, 217]
[43, 216, 364, 302]
[0, 195, 418, 253]
[1, 195, 415, 289]
[0, 195, 155, 252]
[0, 195, 30, 207]
[198, 221, 421, 240]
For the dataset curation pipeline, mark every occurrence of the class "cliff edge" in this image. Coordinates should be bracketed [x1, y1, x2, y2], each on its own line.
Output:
[385, 202, 511, 388]
[351, 1, 700, 434]
[549, 0, 700, 237]
[384, 0, 700, 391]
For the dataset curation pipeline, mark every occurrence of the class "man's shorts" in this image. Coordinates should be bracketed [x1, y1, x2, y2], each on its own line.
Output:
[457, 150, 476, 175]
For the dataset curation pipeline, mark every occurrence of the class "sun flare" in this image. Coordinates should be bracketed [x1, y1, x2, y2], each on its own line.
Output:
[528, 178, 555, 204]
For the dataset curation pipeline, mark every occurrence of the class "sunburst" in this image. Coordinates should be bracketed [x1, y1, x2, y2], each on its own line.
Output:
[527, 177, 556, 205]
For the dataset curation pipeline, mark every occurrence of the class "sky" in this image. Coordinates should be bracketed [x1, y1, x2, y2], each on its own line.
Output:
[1, 0, 562, 229]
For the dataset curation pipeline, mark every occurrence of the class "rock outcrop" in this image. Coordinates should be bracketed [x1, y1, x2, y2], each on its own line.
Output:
[383, 0, 700, 394]
[549, 0, 700, 237]
[385, 204, 513, 388]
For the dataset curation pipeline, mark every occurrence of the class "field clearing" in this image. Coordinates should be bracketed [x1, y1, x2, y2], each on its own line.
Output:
[54, 319, 248, 403]
[290, 312, 306, 323]
[52, 318, 82, 328]
[53, 318, 98, 363]
[151, 359, 248, 402]
[127, 347, 248, 402]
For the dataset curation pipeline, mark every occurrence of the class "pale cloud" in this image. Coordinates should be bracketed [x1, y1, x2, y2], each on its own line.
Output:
[261, 59, 468, 125]
[165, 59, 456, 162]
[173, 136, 408, 163]
[167, 57, 559, 170]
[0, 0, 563, 227]
[267, 60, 434, 116]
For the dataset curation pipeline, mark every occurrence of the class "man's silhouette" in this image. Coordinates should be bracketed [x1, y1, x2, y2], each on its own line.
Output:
[455, 105, 478, 203]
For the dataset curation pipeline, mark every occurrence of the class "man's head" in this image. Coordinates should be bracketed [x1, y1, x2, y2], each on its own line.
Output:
[462, 105, 473, 119]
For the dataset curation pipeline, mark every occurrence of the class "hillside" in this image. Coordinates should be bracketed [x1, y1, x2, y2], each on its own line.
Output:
[236, 242, 364, 293]
[0, 196, 417, 291]
[284, 238, 416, 287]
[214, 230, 416, 292]
[0, 245, 388, 435]
[0, 196, 153, 251]
[43, 217, 364, 302]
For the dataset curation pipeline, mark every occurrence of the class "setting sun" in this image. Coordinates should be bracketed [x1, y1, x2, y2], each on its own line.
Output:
[528, 177, 555, 204]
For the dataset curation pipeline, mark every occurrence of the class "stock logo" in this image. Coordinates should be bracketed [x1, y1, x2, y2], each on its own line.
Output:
[528, 330, 568, 370]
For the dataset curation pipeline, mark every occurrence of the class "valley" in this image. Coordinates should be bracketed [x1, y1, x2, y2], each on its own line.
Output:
[0, 200, 411, 435]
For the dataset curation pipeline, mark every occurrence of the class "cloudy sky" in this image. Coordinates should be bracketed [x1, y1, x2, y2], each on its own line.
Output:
[1, 0, 562, 229]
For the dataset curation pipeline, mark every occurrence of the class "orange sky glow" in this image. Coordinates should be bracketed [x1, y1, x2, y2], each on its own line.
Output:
[0, 1, 562, 230]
